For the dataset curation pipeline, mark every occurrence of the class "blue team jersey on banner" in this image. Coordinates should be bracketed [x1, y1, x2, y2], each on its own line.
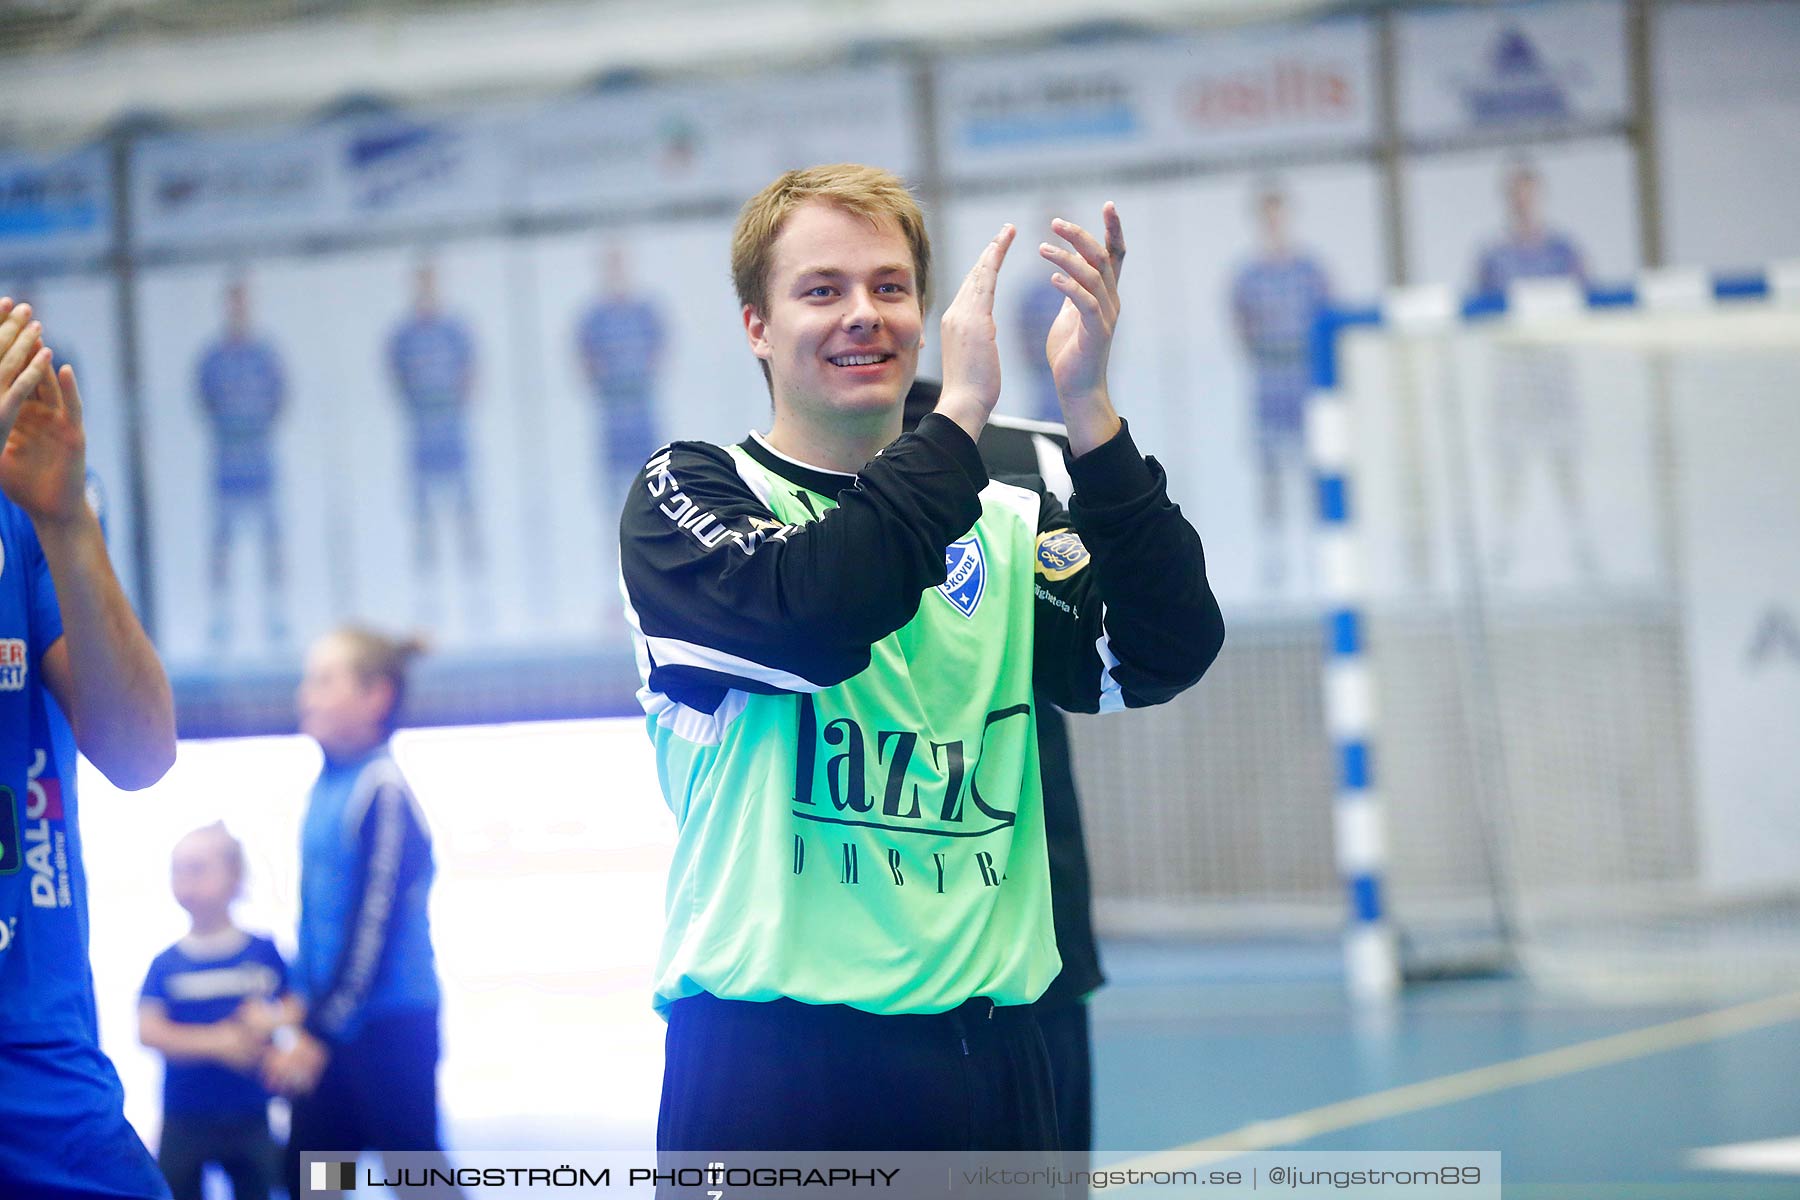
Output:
[577, 298, 665, 394]
[1232, 254, 1332, 435]
[1476, 232, 1586, 293]
[140, 933, 287, 1117]
[389, 314, 475, 474]
[1015, 278, 1066, 422]
[197, 337, 286, 495]
[1477, 233, 1587, 442]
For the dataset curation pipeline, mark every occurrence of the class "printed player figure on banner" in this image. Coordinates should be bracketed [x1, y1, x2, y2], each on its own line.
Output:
[388, 255, 488, 632]
[197, 273, 289, 652]
[1473, 157, 1597, 583]
[1230, 180, 1333, 596]
[577, 241, 669, 502]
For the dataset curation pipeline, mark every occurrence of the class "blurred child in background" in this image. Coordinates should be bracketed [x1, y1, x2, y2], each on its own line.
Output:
[138, 822, 288, 1200]
[265, 626, 456, 1198]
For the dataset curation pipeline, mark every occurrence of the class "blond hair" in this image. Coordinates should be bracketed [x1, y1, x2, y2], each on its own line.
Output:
[730, 164, 932, 360]
[329, 625, 428, 735]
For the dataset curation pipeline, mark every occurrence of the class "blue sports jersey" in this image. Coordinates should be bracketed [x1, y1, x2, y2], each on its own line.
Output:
[389, 314, 475, 475]
[577, 298, 665, 395]
[1477, 232, 1587, 445]
[1475, 231, 1587, 294]
[140, 932, 287, 1117]
[1232, 253, 1331, 438]
[1014, 277, 1066, 422]
[0, 497, 166, 1197]
[0, 1040, 169, 1199]
[296, 747, 440, 1045]
[138, 935, 284, 1122]
[197, 337, 286, 497]
[0, 496, 88, 1046]
[578, 298, 667, 478]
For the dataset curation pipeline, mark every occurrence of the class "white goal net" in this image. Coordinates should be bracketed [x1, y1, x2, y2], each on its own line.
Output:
[1069, 278, 1800, 1003]
[1334, 284, 1800, 999]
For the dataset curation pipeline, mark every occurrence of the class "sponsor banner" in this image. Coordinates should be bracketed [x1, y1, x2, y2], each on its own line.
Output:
[940, 47, 1149, 176]
[134, 114, 511, 247]
[1671, 349, 1800, 892]
[508, 87, 716, 213]
[512, 63, 921, 215]
[937, 18, 1376, 181]
[1398, 0, 1629, 139]
[131, 125, 338, 249]
[331, 110, 509, 231]
[711, 64, 921, 193]
[0, 146, 112, 260]
[1656, 2, 1800, 269]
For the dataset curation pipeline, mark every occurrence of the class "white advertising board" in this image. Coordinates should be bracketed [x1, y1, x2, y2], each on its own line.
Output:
[0, 145, 113, 262]
[515, 64, 922, 216]
[1397, 0, 1629, 139]
[938, 19, 1377, 182]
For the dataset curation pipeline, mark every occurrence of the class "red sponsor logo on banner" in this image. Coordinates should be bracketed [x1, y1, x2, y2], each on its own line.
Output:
[1179, 59, 1355, 129]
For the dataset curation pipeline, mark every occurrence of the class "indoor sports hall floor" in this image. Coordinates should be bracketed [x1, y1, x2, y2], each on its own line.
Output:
[441, 937, 1800, 1199]
[439, 942, 1800, 1194]
[1087, 939, 1800, 1199]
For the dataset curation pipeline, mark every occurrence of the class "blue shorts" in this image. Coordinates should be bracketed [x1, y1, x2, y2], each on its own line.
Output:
[1254, 385, 1308, 446]
[0, 1039, 170, 1199]
[410, 425, 471, 477]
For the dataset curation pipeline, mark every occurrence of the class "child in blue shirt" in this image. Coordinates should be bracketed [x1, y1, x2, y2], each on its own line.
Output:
[139, 822, 288, 1200]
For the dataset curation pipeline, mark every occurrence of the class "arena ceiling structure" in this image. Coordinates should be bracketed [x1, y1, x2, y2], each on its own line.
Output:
[0, 0, 1354, 144]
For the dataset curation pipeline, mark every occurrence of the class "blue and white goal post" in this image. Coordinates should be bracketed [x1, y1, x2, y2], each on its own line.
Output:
[1307, 263, 1800, 1003]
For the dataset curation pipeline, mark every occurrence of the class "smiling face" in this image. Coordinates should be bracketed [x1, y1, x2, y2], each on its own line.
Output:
[744, 199, 924, 431]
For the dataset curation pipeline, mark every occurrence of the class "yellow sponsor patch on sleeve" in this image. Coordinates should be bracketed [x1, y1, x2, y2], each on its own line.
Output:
[1035, 529, 1090, 580]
